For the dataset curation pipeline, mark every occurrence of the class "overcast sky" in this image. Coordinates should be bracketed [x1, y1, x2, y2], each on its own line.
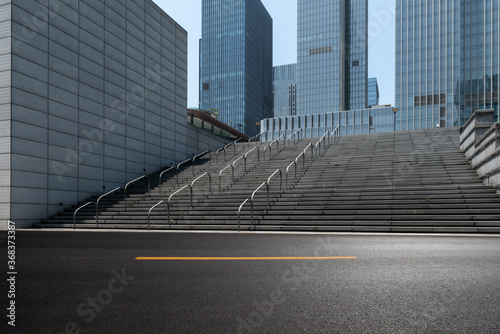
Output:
[154, 0, 396, 108]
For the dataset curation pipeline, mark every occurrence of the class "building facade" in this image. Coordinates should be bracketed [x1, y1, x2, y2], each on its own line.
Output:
[297, 0, 368, 116]
[368, 77, 380, 107]
[395, 0, 500, 131]
[273, 64, 297, 118]
[0, 0, 228, 229]
[199, 0, 273, 136]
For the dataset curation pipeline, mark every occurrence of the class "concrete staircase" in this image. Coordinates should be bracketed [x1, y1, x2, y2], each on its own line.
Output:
[261, 128, 500, 232]
[35, 127, 500, 233]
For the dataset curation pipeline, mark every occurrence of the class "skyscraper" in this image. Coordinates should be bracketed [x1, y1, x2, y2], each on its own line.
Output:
[396, 0, 500, 130]
[297, 0, 368, 116]
[199, 0, 273, 136]
[273, 64, 297, 118]
[368, 77, 380, 107]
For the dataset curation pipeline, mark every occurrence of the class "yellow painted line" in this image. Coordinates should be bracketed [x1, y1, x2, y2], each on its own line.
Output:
[135, 256, 356, 261]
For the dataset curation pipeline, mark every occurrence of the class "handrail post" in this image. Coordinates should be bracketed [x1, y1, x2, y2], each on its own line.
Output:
[148, 200, 164, 231]
[167, 185, 189, 225]
[250, 199, 254, 226]
[167, 201, 171, 224]
[238, 198, 250, 231]
[96, 187, 121, 228]
[190, 184, 193, 207]
[208, 173, 212, 193]
[295, 161, 298, 184]
[266, 183, 270, 206]
[73, 201, 94, 230]
[159, 166, 174, 193]
[190, 172, 212, 207]
[219, 165, 231, 192]
[192, 156, 196, 176]
[192, 150, 210, 176]
[176, 159, 191, 184]
[124, 175, 149, 209]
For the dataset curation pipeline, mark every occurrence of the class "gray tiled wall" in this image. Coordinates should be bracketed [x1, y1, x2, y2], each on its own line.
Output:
[6, 0, 191, 228]
[0, 0, 11, 227]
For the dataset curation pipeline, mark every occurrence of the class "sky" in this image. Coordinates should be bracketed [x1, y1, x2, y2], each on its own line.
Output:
[154, 0, 396, 108]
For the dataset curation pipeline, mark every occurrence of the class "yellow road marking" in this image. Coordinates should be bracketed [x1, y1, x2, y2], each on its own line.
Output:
[135, 256, 357, 261]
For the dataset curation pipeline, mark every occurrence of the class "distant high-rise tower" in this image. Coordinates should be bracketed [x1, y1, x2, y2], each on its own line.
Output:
[199, 0, 273, 136]
[273, 64, 297, 117]
[396, 0, 500, 130]
[297, 0, 368, 116]
[368, 77, 380, 107]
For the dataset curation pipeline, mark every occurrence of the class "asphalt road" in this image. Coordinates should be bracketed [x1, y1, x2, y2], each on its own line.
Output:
[1, 231, 500, 333]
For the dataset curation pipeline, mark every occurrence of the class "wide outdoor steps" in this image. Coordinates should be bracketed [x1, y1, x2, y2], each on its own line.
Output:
[36, 127, 500, 233]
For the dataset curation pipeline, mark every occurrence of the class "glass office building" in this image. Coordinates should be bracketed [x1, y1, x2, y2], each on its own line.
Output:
[273, 64, 297, 118]
[396, 0, 500, 130]
[261, 106, 395, 141]
[199, 0, 273, 136]
[368, 77, 380, 107]
[297, 0, 368, 116]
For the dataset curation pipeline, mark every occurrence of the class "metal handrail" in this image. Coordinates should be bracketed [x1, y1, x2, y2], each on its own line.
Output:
[286, 160, 297, 188]
[234, 137, 243, 151]
[73, 201, 95, 230]
[244, 146, 260, 172]
[285, 143, 311, 188]
[167, 185, 190, 223]
[331, 124, 340, 144]
[315, 139, 324, 158]
[124, 175, 150, 209]
[249, 133, 261, 143]
[287, 128, 301, 146]
[274, 134, 285, 149]
[216, 146, 225, 164]
[239, 164, 285, 228]
[223, 143, 232, 162]
[219, 165, 233, 192]
[263, 144, 272, 161]
[304, 142, 313, 161]
[237, 198, 250, 231]
[192, 150, 211, 175]
[219, 145, 262, 191]
[263, 134, 285, 160]
[148, 200, 165, 231]
[162, 172, 213, 227]
[176, 159, 191, 184]
[232, 156, 244, 181]
[216, 137, 241, 164]
[96, 187, 121, 228]
[315, 130, 329, 157]
[159, 166, 174, 193]
[267, 169, 282, 191]
[191, 172, 212, 205]
[218, 157, 242, 192]
[251, 181, 270, 209]
[242, 181, 269, 227]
